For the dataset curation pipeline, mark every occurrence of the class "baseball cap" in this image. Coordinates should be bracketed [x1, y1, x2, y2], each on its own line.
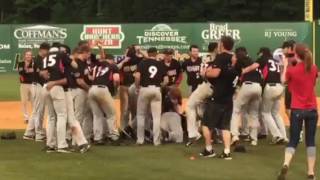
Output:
[147, 47, 158, 54]
[162, 48, 174, 55]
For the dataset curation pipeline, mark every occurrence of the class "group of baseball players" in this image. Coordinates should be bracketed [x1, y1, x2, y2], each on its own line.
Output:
[18, 36, 295, 157]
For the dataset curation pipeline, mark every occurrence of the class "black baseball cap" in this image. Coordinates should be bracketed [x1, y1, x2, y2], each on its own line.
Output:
[147, 47, 158, 54]
[162, 48, 174, 55]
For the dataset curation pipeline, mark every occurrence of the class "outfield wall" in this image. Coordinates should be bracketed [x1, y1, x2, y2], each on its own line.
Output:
[0, 22, 314, 73]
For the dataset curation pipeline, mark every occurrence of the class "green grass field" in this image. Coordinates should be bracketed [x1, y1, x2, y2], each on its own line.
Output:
[0, 131, 318, 180]
[1, 72, 320, 101]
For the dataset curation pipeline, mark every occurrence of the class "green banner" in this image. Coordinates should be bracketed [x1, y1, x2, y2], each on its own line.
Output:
[0, 22, 313, 73]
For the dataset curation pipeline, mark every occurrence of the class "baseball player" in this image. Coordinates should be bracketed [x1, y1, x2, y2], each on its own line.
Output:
[161, 48, 183, 87]
[58, 45, 90, 153]
[17, 49, 33, 124]
[23, 43, 50, 141]
[230, 47, 262, 146]
[199, 36, 240, 159]
[88, 54, 120, 145]
[242, 47, 287, 144]
[117, 45, 143, 138]
[181, 45, 203, 94]
[135, 47, 168, 146]
[160, 87, 184, 143]
[184, 43, 219, 146]
[73, 44, 93, 141]
[41, 43, 69, 153]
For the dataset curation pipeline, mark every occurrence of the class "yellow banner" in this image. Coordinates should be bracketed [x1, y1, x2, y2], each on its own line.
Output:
[305, 0, 313, 21]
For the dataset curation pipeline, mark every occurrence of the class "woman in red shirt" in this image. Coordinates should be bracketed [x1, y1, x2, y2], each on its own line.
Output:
[278, 43, 318, 180]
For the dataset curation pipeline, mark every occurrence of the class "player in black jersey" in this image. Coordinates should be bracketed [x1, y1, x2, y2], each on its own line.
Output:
[242, 47, 287, 144]
[42, 43, 70, 153]
[117, 45, 143, 138]
[199, 36, 240, 159]
[181, 45, 203, 94]
[230, 47, 263, 147]
[135, 47, 168, 146]
[72, 45, 93, 142]
[23, 43, 49, 141]
[88, 54, 121, 144]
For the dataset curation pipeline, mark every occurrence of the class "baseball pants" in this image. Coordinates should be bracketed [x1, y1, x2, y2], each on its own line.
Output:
[20, 83, 32, 121]
[45, 85, 68, 149]
[65, 90, 88, 146]
[160, 112, 183, 143]
[74, 88, 93, 141]
[186, 82, 213, 138]
[88, 85, 119, 141]
[24, 83, 46, 140]
[261, 83, 287, 140]
[136, 86, 162, 145]
[231, 82, 262, 142]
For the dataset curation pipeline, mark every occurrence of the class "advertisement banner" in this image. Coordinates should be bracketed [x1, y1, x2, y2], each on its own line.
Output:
[0, 22, 314, 73]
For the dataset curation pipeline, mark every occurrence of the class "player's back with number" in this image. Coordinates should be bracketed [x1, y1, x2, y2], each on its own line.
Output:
[44, 47, 67, 81]
[138, 59, 166, 87]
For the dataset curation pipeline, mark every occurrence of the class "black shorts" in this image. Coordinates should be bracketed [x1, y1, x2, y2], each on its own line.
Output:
[202, 100, 233, 130]
[285, 86, 291, 110]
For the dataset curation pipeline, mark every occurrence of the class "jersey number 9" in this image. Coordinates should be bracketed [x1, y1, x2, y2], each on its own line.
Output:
[149, 66, 158, 78]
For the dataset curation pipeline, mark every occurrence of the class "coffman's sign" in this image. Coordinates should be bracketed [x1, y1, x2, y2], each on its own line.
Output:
[14, 25, 67, 49]
[80, 24, 125, 49]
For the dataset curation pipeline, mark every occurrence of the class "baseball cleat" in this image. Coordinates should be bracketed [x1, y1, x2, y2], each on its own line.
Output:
[35, 137, 46, 142]
[23, 135, 34, 141]
[218, 152, 232, 160]
[199, 149, 216, 158]
[307, 175, 315, 180]
[250, 140, 258, 146]
[57, 148, 72, 153]
[79, 144, 91, 154]
[93, 139, 105, 146]
[44, 146, 56, 153]
[270, 137, 285, 145]
[185, 134, 202, 147]
[277, 165, 288, 180]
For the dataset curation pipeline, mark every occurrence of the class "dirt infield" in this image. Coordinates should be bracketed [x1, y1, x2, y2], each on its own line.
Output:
[1, 99, 319, 129]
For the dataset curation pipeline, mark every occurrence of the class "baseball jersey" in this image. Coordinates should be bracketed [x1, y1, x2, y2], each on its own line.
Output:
[181, 57, 203, 89]
[256, 56, 281, 83]
[137, 58, 167, 87]
[18, 61, 33, 84]
[207, 52, 240, 104]
[32, 55, 45, 85]
[73, 59, 92, 88]
[92, 61, 119, 88]
[43, 48, 67, 81]
[63, 58, 78, 89]
[162, 59, 181, 86]
[239, 57, 262, 83]
[162, 93, 182, 113]
[120, 56, 142, 86]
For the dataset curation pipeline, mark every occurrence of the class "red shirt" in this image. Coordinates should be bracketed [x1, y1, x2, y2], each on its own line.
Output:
[286, 62, 318, 109]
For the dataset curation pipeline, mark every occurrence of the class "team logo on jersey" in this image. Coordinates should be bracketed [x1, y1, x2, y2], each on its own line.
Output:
[201, 23, 241, 42]
[14, 25, 67, 49]
[80, 25, 125, 49]
[264, 28, 297, 40]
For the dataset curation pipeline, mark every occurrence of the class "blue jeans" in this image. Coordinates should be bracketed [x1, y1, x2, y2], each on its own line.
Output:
[287, 109, 318, 148]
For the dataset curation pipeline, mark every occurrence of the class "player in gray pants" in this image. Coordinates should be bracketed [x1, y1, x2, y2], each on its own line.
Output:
[230, 47, 262, 146]
[160, 87, 184, 143]
[135, 47, 168, 146]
